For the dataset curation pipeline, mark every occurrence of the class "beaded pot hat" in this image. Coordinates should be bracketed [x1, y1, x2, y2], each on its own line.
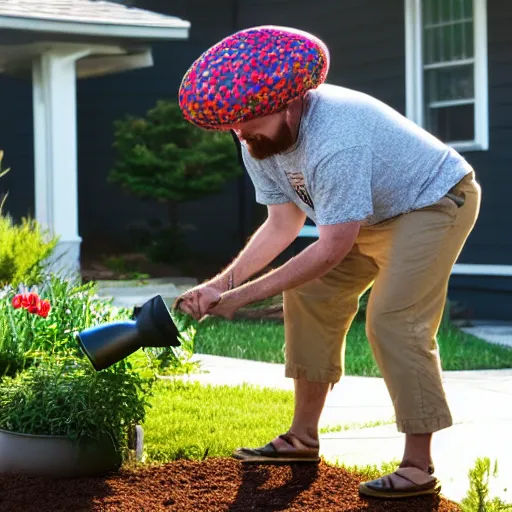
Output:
[179, 25, 330, 129]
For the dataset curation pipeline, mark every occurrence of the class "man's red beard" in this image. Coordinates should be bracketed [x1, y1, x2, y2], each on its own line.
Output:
[242, 121, 295, 160]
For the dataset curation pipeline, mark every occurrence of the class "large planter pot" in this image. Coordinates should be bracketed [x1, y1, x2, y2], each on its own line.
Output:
[0, 429, 122, 478]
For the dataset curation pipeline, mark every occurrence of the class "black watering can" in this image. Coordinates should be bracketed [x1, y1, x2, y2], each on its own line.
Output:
[76, 295, 181, 371]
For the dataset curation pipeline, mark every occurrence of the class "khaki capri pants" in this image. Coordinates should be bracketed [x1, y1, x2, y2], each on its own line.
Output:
[283, 171, 481, 434]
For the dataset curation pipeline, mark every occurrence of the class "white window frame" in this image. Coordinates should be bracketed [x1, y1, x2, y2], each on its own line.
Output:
[405, 0, 489, 151]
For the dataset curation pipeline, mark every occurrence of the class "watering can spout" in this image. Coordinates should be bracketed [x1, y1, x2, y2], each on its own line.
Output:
[77, 295, 181, 371]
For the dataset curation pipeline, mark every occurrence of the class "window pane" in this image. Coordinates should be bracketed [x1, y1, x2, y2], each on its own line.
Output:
[464, 21, 474, 58]
[423, 0, 432, 25]
[424, 28, 433, 64]
[425, 64, 474, 103]
[426, 104, 475, 142]
[424, 26, 442, 64]
[442, 25, 453, 61]
[431, 0, 441, 24]
[453, 0, 464, 19]
[441, 0, 451, 21]
[464, 0, 473, 18]
[453, 23, 463, 60]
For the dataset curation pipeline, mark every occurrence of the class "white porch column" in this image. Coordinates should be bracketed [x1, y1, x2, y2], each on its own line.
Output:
[32, 47, 90, 275]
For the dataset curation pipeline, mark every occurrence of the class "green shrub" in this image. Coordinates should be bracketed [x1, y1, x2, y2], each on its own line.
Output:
[0, 216, 57, 287]
[109, 100, 242, 263]
[0, 151, 57, 286]
[0, 353, 150, 454]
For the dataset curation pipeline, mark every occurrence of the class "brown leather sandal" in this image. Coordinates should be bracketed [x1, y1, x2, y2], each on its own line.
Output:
[232, 432, 320, 463]
[359, 466, 441, 499]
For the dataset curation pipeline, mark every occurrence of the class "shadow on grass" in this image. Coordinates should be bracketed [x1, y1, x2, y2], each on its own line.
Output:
[228, 462, 319, 511]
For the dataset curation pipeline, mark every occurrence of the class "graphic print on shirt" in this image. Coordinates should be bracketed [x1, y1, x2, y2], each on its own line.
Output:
[285, 171, 315, 209]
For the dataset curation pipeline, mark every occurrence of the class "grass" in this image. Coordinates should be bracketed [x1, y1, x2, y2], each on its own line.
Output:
[142, 380, 392, 463]
[194, 318, 512, 377]
[319, 418, 395, 434]
[143, 380, 294, 462]
[337, 459, 401, 482]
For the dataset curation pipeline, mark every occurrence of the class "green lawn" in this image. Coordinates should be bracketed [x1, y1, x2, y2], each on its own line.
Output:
[143, 380, 392, 463]
[143, 380, 294, 462]
[194, 319, 512, 377]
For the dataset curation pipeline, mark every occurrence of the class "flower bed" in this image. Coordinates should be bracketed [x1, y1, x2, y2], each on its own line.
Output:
[0, 276, 159, 475]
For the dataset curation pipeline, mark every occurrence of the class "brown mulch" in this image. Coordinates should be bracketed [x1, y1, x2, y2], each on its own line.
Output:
[0, 458, 460, 512]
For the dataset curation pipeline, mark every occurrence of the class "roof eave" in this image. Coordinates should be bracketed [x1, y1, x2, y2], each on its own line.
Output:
[0, 15, 191, 41]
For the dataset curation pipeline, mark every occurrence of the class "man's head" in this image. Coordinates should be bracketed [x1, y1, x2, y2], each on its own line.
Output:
[231, 105, 296, 160]
[178, 26, 329, 134]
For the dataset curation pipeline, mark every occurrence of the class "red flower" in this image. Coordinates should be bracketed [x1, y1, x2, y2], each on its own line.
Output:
[25, 292, 40, 313]
[38, 299, 51, 318]
[11, 294, 23, 309]
[11, 291, 51, 318]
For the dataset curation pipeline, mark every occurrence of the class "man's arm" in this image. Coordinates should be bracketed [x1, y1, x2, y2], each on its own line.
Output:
[210, 221, 360, 316]
[205, 201, 307, 292]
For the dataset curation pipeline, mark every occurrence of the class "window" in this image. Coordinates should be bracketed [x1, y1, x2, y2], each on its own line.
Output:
[405, 0, 488, 151]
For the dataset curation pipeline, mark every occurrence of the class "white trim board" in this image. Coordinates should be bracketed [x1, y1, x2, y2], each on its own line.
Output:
[451, 264, 512, 277]
[0, 15, 190, 41]
[298, 227, 512, 276]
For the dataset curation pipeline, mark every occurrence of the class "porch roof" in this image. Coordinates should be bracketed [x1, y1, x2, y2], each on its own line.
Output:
[0, 0, 190, 40]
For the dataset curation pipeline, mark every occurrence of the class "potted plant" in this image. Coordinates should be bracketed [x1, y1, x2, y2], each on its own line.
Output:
[0, 353, 150, 478]
[0, 277, 154, 477]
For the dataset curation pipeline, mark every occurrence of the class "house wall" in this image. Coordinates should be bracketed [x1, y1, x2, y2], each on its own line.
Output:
[0, 0, 510, 319]
[74, 0, 406, 260]
[452, 0, 512, 266]
[0, 74, 34, 221]
[446, 0, 512, 319]
[75, 0, 244, 260]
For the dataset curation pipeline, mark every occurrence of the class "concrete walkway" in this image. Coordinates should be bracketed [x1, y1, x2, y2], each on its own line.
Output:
[96, 277, 197, 309]
[179, 354, 512, 505]
[461, 320, 512, 348]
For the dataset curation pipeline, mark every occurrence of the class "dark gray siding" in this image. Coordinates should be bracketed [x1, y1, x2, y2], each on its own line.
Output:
[455, 0, 512, 266]
[76, 0, 243, 257]
[0, 75, 34, 221]
[0, 0, 406, 259]
[76, 0, 406, 258]
[1, 0, 511, 319]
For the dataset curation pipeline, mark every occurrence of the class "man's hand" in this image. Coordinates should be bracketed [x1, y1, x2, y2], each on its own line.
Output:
[174, 285, 221, 320]
[174, 202, 306, 321]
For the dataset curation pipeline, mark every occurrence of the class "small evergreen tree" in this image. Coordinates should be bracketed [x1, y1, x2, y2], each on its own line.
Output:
[109, 100, 242, 233]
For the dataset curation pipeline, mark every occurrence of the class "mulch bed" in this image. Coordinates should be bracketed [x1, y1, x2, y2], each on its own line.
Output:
[0, 458, 460, 512]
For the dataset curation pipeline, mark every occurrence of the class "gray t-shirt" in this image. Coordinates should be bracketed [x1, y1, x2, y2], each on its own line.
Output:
[242, 83, 472, 226]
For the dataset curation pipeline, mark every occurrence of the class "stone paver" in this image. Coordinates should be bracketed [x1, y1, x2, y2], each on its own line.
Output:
[178, 354, 512, 505]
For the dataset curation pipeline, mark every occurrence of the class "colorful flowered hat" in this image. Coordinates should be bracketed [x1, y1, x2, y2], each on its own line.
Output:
[179, 25, 330, 129]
